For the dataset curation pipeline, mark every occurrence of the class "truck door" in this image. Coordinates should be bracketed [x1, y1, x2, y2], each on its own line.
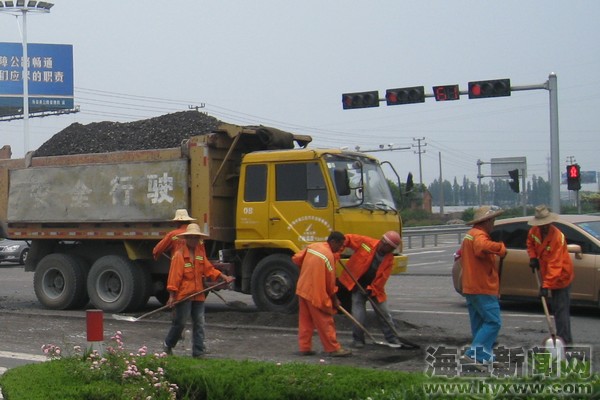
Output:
[269, 161, 334, 248]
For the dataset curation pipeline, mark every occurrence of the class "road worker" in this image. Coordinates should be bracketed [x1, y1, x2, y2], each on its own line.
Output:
[153, 209, 196, 261]
[460, 206, 506, 367]
[292, 231, 351, 357]
[338, 231, 402, 348]
[163, 223, 234, 357]
[527, 204, 574, 344]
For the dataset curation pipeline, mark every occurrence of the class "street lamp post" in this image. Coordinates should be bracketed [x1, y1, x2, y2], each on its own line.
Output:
[0, 1, 54, 155]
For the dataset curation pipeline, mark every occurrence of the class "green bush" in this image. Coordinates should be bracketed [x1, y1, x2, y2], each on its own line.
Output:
[3, 334, 599, 400]
[1, 355, 429, 400]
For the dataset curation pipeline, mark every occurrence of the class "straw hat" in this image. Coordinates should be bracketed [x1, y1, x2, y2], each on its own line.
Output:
[172, 209, 196, 221]
[178, 223, 208, 236]
[528, 204, 559, 226]
[466, 206, 504, 225]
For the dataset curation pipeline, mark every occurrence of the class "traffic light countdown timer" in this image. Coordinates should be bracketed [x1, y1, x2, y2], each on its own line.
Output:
[567, 164, 581, 191]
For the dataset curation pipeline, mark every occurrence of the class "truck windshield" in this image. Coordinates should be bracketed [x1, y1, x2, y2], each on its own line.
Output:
[326, 155, 396, 211]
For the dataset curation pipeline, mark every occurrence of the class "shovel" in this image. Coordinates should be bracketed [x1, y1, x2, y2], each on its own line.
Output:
[337, 305, 402, 349]
[534, 271, 566, 359]
[112, 281, 228, 322]
[338, 260, 420, 349]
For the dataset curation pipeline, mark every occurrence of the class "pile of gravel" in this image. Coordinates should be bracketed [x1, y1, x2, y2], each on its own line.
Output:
[34, 111, 222, 157]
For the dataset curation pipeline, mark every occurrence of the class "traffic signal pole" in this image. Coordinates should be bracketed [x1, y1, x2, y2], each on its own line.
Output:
[343, 74, 561, 212]
[508, 74, 560, 213]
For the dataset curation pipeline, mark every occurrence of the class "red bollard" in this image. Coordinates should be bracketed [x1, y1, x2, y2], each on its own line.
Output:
[86, 309, 104, 348]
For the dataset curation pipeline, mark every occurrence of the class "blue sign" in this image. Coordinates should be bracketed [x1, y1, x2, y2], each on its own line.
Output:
[561, 171, 597, 184]
[0, 42, 74, 116]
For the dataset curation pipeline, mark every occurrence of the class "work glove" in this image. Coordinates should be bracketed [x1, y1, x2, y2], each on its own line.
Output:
[539, 288, 549, 298]
[529, 258, 540, 272]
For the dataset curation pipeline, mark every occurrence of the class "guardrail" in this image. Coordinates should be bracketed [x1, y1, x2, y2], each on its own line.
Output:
[402, 225, 469, 249]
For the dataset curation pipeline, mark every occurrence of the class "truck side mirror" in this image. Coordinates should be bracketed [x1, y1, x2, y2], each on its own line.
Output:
[334, 168, 351, 196]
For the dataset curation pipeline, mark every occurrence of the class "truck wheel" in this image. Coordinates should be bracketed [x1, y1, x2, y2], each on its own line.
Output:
[87, 255, 148, 313]
[34, 254, 89, 310]
[251, 254, 298, 313]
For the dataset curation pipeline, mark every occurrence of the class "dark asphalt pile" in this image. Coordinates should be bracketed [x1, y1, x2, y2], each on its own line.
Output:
[34, 111, 222, 157]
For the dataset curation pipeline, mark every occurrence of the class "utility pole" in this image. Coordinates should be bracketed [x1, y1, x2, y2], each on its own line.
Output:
[412, 137, 426, 188]
[438, 152, 444, 215]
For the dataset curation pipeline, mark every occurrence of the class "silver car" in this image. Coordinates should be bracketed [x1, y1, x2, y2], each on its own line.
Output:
[0, 238, 30, 265]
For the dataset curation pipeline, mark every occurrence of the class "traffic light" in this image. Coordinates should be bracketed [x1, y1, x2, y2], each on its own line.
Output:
[567, 164, 581, 191]
[342, 91, 380, 109]
[508, 169, 519, 193]
[468, 79, 511, 99]
[385, 86, 425, 105]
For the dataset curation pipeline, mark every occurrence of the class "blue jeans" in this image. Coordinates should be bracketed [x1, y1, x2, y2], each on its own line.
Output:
[164, 300, 206, 357]
[465, 294, 501, 362]
[351, 290, 397, 343]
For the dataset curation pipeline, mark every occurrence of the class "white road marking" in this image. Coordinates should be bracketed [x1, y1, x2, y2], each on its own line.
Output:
[404, 249, 449, 255]
[391, 309, 544, 319]
[0, 351, 46, 362]
[407, 262, 447, 267]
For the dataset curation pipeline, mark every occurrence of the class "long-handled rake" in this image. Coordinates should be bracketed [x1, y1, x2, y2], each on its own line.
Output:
[112, 281, 228, 322]
[337, 305, 402, 349]
[338, 260, 420, 349]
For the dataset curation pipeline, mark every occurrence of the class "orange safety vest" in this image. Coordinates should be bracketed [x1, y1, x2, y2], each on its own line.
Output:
[293, 242, 337, 312]
[338, 234, 394, 302]
[166, 243, 221, 302]
[460, 226, 507, 296]
[152, 225, 189, 260]
[527, 225, 574, 289]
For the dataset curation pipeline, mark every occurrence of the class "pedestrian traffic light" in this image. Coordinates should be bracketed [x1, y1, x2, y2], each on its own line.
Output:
[385, 86, 425, 105]
[468, 79, 511, 99]
[566, 164, 581, 191]
[342, 91, 380, 109]
[508, 169, 519, 193]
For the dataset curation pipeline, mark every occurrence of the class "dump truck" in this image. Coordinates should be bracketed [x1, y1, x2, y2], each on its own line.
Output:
[0, 123, 407, 313]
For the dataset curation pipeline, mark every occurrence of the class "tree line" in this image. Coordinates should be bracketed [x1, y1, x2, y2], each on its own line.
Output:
[426, 175, 552, 207]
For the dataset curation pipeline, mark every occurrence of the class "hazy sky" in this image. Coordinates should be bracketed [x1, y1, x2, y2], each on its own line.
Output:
[1, 1, 599, 188]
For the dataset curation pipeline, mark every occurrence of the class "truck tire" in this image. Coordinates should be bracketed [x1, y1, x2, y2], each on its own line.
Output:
[34, 253, 89, 310]
[251, 253, 298, 313]
[87, 255, 149, 313]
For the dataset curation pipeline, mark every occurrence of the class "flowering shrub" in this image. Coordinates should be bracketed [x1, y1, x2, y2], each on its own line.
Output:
[42, 331, 178, 400]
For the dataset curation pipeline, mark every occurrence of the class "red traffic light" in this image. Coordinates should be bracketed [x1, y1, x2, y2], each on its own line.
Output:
[342, 91, 380, 109]
[468, 79, 511, 99]
[566, 164, 581, 191]
[568, 164, 580, 179]
[385, 86, 425, 105]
